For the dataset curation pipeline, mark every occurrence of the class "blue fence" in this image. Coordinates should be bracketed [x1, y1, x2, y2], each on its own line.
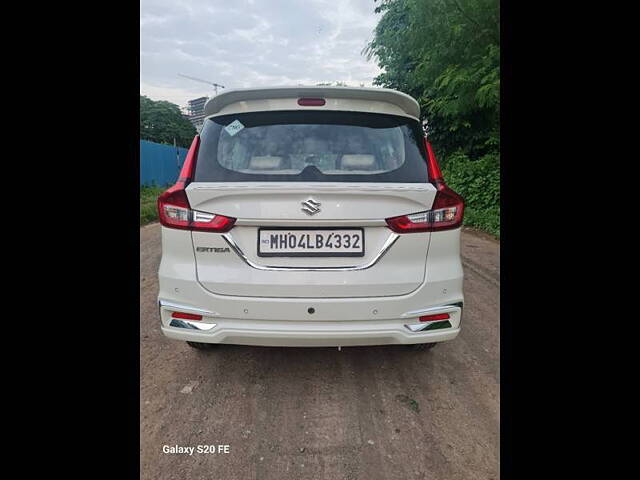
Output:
[140, 140, 189, 186]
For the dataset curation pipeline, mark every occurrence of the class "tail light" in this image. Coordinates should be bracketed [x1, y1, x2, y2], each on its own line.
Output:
[385, 139, 464, 233]
[424, 140, 444, 183]
[157, 136, 236, 232]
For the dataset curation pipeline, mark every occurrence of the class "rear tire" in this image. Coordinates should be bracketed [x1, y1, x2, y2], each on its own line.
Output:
[410, 342, 438, 351]
[186, 341, 216, 350]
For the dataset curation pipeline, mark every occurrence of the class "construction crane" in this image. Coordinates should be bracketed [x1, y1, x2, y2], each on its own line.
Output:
[178, 74, 225, 95]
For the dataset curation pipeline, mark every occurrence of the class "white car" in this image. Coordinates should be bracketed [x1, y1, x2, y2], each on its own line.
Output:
[157, 86, 464, 350]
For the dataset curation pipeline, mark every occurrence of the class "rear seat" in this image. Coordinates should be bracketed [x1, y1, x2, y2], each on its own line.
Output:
[339, 154, 377, 170]
[248, 156, 283, 170]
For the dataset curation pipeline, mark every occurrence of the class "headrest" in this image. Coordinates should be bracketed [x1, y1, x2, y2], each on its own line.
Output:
[248, 156, 283, 170]
[340, 154, 376, 170]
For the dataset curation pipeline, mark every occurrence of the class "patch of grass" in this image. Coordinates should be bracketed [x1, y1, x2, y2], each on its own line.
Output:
[140, 185, 167, 226]
[463, 206, 500, 238]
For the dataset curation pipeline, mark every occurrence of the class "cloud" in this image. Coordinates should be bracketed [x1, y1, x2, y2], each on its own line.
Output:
[140, 0, 382, 107]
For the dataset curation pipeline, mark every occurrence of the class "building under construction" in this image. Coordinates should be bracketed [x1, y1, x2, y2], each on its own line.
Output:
[186, 96, 209, 132]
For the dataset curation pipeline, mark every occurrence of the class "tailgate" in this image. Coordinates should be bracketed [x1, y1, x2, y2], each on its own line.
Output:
[187, 183, 436, 298]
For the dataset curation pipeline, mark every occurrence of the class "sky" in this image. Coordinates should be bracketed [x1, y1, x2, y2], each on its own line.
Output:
[140, 0, 383, 109]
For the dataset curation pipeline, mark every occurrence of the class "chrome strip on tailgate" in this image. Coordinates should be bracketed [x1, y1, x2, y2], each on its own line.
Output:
[222, 232, 400, 272]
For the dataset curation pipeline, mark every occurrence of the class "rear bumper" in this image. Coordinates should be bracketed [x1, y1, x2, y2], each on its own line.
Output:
[158, 225, 464, 347]
[159, 300, 462, 347]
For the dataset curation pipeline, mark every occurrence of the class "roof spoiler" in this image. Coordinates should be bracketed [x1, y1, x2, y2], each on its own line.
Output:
[203, 86, 420, 119]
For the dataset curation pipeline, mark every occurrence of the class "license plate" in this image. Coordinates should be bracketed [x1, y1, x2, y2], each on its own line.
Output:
[258, 228, 365, 257]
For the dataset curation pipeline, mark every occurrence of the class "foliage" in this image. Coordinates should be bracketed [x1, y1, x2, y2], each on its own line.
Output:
[366, 0, 500, 235]
[140, 96, 197, 148]
[366, 0, 499, 158]
[140, 185, 166, 226]
[441, 152, 500, 236]
[463, 206, 499, 237]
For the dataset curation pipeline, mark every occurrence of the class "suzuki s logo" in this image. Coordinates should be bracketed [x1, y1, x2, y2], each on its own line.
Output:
[301, 198, 321, 216]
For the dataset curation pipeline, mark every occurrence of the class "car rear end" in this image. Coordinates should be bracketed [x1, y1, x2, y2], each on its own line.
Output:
[157, 86, 464, 347]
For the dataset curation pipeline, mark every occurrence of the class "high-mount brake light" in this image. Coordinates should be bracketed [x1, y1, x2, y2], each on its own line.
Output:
[157, 135, 237, 232]
[385, 139, 464, 233]
[298, 97, 326, 106]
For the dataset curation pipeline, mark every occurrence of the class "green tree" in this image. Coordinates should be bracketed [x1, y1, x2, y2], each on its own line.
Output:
[365, 0, 499, 159]
[140, 95, 197, 148]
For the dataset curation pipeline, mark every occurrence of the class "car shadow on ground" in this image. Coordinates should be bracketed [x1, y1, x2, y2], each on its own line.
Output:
[183, 343, 441, 381]
[191, 342, 437, 357]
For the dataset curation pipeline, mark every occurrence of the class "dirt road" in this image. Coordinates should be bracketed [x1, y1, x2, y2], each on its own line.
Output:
[140, 223, 499, 480]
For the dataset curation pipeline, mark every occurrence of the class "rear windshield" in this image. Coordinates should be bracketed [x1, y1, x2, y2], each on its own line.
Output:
[193, 110, 428, 183]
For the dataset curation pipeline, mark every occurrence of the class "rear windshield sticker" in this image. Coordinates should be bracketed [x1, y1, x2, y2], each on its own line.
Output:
[224, 120, 245, 136]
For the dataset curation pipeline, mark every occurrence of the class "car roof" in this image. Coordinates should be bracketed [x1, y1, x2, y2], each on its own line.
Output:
[203, 86, 421, 120]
